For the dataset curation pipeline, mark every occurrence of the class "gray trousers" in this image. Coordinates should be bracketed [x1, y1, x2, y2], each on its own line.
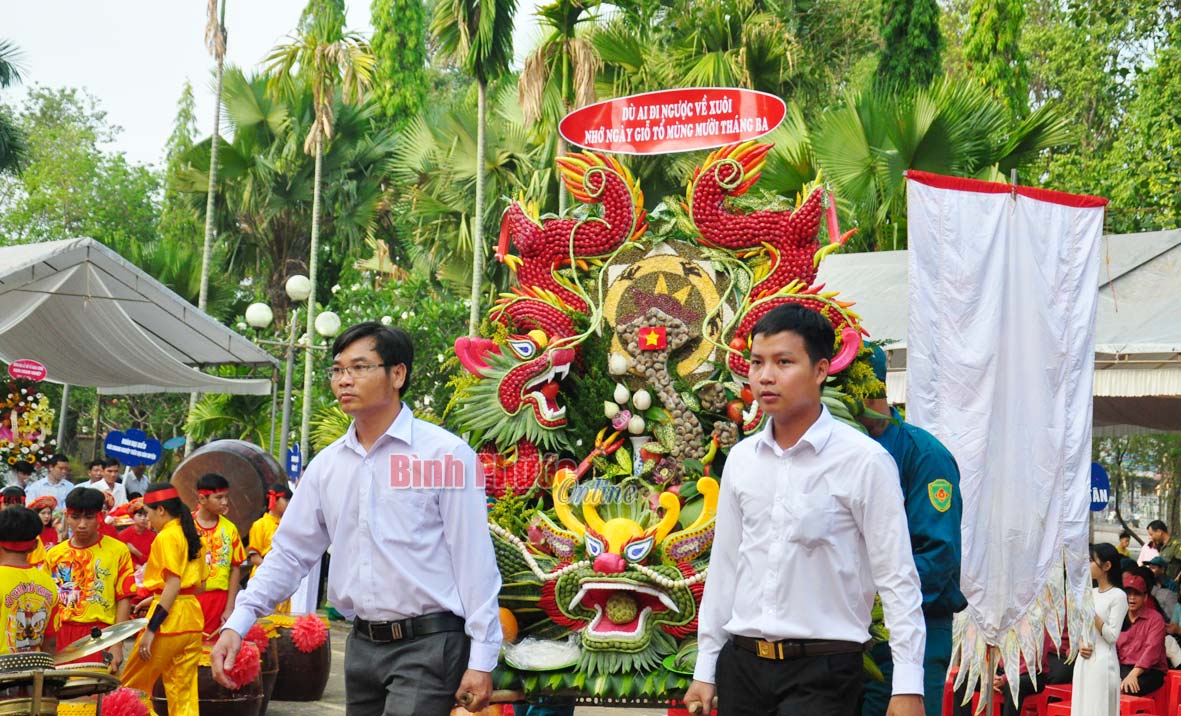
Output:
[344, 628, 470, 716]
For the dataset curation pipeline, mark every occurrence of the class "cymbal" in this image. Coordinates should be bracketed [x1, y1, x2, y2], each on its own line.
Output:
[53, 619, 147, 664]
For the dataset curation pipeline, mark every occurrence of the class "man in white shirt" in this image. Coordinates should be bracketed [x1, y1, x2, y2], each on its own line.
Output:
[26, 454, 78, 505]
[683, 304, 926, 716]
[95, 458, 127, 507]
[210, 321, 502, 715]
[121, 464, 150, 498]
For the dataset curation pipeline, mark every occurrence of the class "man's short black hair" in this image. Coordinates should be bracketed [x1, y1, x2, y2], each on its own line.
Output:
[0, 506, 43, 543]
[12, 461, 33, 475]
[66, 487, 107, 513]
[331, 321, 414, 393]
[0, 486, 24, 504]
[48, 454, 69, 467]
[196, 473, 230, 492]
[1148, 520, 1169, 534]
[269, 483, 293, 500]
[749, 303, 835, 365]
[87, 460, 104, 471]
[1120, 530, 1134, 540]
[102, 457, 120, 469]
[127, 491, 143, 501]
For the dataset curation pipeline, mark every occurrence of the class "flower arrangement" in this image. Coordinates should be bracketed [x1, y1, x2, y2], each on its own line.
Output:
[0, 379, 56, 467]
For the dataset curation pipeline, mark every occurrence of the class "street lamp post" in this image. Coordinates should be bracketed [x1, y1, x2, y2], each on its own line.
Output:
[277, 275, 311, 463]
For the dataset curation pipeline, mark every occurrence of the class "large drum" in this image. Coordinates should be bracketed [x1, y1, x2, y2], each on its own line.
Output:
[170, 440, 284, 537]
[267, 616, 331, 702]
[150, 644, 263, 716]
[258, 638, 279, 716]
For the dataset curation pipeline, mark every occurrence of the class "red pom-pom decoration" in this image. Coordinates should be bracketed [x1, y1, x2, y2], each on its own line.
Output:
[244, 623, 270, 654]
[102, 687, 149, 716]
[225, 640, 261, 690]
[291, 613, 328, 653]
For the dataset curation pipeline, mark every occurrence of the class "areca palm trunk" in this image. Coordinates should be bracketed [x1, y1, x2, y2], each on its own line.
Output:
[189, 0, 227, 457]
[299, 138, 324, 460]
[468, 78, 487, 337]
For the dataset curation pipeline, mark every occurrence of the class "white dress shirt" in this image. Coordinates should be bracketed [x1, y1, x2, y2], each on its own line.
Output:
[225, 404, 503, 671]
[26, 476, 78, 506]
[94, 479, 127, 507]
[693, 406, 927, 696]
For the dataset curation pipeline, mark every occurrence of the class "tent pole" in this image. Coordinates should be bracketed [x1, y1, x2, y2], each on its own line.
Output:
[91, 396, 102, 461]
[268, 369, 278, 453]
[56, 384, 70, 450]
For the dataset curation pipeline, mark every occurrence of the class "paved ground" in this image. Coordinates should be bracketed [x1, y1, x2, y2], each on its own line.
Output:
[263, 621, 664, 716]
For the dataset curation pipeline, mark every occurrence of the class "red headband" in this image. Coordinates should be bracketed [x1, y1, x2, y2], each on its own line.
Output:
[267, 490, 287, 511]
[197, 488, 229, 496]
[144, 488, 181, 506]
[0, 540, 37, 552]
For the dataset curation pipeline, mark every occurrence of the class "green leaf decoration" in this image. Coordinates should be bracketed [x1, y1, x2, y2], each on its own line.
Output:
[615, 447, 633, 475]
[644, 406, 671, 422]
[679, 391, 701, 412]
[653, 423, 676, 451]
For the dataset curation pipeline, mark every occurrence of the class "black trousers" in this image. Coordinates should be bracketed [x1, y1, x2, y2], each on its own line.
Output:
[344, 629, 469, 716]
[1119, 663, 1165, 696]
[716, 640, 864, 715]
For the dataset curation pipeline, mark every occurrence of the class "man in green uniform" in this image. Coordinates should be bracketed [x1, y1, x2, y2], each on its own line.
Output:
[861, 347, 967, 716]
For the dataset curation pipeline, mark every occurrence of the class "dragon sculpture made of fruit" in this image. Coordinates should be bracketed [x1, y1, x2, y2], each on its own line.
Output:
[447, 142, 886, 700]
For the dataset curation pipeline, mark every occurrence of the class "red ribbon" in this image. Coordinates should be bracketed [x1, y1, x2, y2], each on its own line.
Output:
[197, 488, 229, 496]
[267, 490, 282, 511]
[0, 540, 38, 552]
[144, 487, 181, 506]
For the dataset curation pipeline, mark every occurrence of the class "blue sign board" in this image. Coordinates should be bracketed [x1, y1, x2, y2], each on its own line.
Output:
[1091, 462, 1111, 512]
[104, 429, 163, 467]
[287, 444, 302, 480]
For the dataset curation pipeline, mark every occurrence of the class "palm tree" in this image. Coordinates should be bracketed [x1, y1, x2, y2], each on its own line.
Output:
[264, 14, 375, 461]
[518, 0, 603, 214]
[430, 0, 518, 336]
[0, 39, 27, 175]
[810, 79, 1072, 250]
[197, 0, 228, 311]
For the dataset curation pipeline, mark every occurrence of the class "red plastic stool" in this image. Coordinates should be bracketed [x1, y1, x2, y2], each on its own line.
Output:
[1121, 693, 1157, 714]
[1167, 671, 1181, 716]
[1047, 703, 1071, 716]
[970, 693, 1003, 715]
[1023, 690, 1050, 716]
[1044, 683, 1073, 703]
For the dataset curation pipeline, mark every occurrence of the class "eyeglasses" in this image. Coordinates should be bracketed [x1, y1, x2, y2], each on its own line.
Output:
[328, 363, 390, 381]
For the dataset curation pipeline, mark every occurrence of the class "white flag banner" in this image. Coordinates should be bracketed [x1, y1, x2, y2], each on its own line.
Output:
[905, 172, 1106, 699]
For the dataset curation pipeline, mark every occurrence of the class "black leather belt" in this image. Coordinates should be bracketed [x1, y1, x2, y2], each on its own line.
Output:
[731, 635, 869, 661]
[353, 612, 466, 644]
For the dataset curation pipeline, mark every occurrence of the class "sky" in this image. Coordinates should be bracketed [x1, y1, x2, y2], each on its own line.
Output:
[4, 0, 542, 168]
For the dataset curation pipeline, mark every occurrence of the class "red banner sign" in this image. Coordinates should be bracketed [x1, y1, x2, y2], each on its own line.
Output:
[7, 359, 47, 382]
[559, 87, 786, 155]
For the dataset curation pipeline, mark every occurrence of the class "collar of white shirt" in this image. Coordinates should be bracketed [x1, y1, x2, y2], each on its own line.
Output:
[341, 403, 414, 455]
[754, 405, 834, 457]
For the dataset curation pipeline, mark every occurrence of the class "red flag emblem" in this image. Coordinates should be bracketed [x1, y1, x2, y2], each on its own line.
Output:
[638, 326, 667, 350]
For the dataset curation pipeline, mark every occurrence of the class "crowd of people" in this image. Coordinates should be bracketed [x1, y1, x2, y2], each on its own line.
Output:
[0, 452, 293, 716]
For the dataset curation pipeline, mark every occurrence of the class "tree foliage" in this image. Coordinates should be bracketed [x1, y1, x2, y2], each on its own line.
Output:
[963, 0, 1027, 117]
[877, 0, 943, 90]
[371, 0, 429, 125]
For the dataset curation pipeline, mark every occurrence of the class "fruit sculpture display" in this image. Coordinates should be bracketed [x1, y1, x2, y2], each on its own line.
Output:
[448, 141, 885, 701]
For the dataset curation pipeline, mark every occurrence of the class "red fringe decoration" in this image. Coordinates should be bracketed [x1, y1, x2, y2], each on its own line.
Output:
[244, 623, 270, 654]
[101, 687, 148, 716]
[226, 641, 261, 690]
[291, 613, 328, 653]
[662, 563, 705, 639]
[539, 580, 582, 629]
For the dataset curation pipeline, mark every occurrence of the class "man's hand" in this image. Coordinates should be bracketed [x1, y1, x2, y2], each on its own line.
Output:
[454, 669, 492, 712]
[1079, 645, 1094, 659]
[682, 680, 716, 716]
[220, 607, 233, 630]
[886, 694, 925, 716]
[132, 596, 153, 617]
[210, 629, 243, 689]
[991, 675, 1005, 692]
[108, 643, 124, 674]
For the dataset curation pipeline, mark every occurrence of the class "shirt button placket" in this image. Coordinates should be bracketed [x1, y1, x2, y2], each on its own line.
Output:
[362, 456, 374, 612]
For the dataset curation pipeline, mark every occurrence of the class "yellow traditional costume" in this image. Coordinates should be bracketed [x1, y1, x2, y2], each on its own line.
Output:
[247, 511, 289, 613]
[121, 515, 207, 716]
[0, 564, 57, 653]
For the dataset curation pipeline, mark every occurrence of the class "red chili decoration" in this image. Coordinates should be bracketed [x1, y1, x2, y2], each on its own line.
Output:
[291, 613, 329, 653]
[101, 687, 149, 716]
[226, 640, 261, 690]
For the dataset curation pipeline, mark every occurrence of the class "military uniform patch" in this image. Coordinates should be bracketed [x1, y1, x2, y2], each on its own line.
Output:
[928, 479, 953, 513]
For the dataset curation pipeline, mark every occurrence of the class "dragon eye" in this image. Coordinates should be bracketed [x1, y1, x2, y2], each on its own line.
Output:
[506, 338, 537, 360]
[623, 536, 654, 563]
[585, 533, 604, 558]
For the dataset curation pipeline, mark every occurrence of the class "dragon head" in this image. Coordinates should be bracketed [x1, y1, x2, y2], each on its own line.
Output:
[528, 470, 719, 674]
[452, 332, 577, 453]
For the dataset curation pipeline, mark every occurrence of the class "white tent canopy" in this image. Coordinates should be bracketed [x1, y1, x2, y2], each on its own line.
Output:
[0, 238, 277, 395]
[815, 229, 1181, 433]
